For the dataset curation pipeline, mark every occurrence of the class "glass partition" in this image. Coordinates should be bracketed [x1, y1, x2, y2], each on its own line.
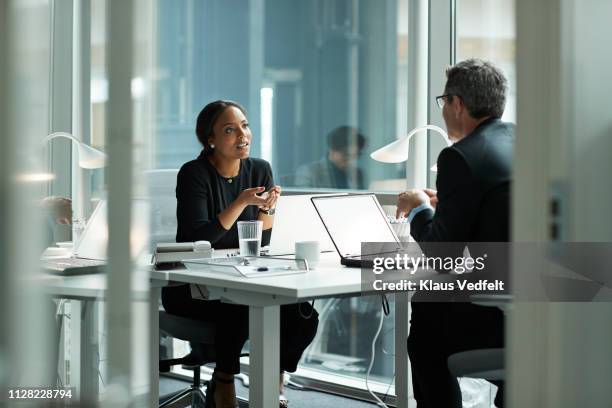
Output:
[155, 0, 411, 395]
[154, 0, 410, 192]
[456, 0, 516, 122]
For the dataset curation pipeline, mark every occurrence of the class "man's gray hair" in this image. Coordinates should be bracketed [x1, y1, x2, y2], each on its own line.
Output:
[444, 58, 507, 119]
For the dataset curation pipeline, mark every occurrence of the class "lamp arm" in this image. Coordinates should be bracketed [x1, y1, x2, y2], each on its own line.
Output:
[43, 132, 81, 145]
[370, 124, 452, 164]
[404, 124, 451, 146]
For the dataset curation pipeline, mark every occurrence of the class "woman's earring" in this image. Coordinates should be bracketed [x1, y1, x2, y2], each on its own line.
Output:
[209, 144, 215, 149]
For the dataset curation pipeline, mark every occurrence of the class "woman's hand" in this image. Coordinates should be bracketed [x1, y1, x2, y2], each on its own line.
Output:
[258, 186, 281, 230]
[236, 187, 270, 208]
[218, 186, 282, 231]
[218, 187, 270, 230]
[259, 185, 282, 210]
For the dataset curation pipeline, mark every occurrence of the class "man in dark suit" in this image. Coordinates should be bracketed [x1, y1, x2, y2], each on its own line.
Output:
[396, 59, 514, 407]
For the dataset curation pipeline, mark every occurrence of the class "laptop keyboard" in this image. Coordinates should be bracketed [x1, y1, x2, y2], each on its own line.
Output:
[41, 257, 106, 276]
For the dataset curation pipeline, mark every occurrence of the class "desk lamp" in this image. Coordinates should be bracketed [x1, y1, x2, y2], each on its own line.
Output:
[43, 132, 106, 242]
[43, 132, 107, 168]
[370, 124, 451, 164]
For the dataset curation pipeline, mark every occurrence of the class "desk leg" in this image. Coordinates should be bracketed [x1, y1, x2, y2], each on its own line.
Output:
[249, 305, 280, 408]
[149, 287, 161, 407]
[395, 292, 410, 408]
[70, 300, 99, 404]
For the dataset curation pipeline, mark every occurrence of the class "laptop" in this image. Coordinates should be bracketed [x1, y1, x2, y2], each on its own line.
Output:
[42, 200, 108, 275]
[311, 194, 403, 267]
[266, 194, 342, 256]
[42, 199, 149, 275]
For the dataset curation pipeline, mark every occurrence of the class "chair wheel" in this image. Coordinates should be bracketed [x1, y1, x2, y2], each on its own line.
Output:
[159, 361, 171, 373]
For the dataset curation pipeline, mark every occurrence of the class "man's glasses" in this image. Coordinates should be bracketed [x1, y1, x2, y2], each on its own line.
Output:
[435, 94, 455, 109]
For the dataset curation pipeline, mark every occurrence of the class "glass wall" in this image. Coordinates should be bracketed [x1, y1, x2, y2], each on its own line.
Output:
[89, 0, 107, 207]
[299, 296, 397, 388]
[456, 0, 516, 122]
[154, 0, 410, 392]
[36, 0, 519, 402]
[60, 0, 519, 400]
[154, 0, 409, 191]
[84, 0, 516, 399]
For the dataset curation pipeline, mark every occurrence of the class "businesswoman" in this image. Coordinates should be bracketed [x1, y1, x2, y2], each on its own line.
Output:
[161, 100, 318, 408]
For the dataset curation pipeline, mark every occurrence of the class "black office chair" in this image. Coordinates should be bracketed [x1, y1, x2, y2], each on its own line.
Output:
[447, 295, 511, 407]
[158, 310, 216, 408]
[447, 348, 505, 380]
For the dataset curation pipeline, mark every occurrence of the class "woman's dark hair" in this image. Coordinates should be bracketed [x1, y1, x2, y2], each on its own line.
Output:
[195, 100, 247, 152]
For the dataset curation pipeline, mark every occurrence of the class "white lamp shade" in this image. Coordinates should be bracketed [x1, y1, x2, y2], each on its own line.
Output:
[370, 136, 412, 163]
[77, 142, 106, 169]
[370, 124, 451, 164]
[44, 132, 107, 169]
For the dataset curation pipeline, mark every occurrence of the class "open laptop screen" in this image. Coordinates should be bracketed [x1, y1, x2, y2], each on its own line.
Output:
[74, 200, 149, 260]
[268, 194, 342, 255]
[311, 194, 401, 257]
[74, 200, 108, 260]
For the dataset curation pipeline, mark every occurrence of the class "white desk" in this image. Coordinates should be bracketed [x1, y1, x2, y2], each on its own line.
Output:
[41, 273, 163, 407]
[152, 252, 436, 408]
[41, 253, 432, 408]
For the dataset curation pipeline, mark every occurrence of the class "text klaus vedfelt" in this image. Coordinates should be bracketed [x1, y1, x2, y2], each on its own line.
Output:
[370, 253, 505, 292]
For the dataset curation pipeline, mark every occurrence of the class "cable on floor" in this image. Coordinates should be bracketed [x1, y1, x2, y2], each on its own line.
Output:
[365, 298, 391, 408]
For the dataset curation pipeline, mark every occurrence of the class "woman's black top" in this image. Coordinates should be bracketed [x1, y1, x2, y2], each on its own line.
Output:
[175, 151, 274, 248]
[162, 153, 278, 329]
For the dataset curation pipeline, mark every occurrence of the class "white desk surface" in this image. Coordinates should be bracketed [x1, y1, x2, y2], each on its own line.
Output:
[151, 252, 436, 301]
[40, 272, 155, 301]
[38, 251, 435, 302]
[150, 252, 361, 299]
[38, 274, 107, 299]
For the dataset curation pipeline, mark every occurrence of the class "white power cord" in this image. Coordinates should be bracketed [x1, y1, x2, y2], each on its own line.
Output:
[365, 305, 390, 408]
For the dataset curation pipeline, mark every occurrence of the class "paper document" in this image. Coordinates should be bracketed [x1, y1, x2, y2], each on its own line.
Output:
[183, 256, 309, 278]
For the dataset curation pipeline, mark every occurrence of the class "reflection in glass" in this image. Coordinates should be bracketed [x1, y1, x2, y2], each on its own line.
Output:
[294, 126, 367, 190]
[154, 0, 410, 190]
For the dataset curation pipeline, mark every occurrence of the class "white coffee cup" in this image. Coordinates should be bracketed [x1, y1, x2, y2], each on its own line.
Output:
[295, 241, 320, 269]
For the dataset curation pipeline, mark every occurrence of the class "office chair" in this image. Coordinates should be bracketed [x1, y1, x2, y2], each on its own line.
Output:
[447, 348, 505, 381]
[158, 310, 216, 408]
[447, 295, 511, 406]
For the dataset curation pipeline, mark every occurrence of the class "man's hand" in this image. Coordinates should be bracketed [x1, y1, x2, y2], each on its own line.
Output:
[396, 189, 430, 219]
[423, 188, 438, 208]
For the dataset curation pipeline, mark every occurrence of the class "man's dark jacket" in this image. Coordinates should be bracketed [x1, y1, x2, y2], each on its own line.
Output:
[411, 117, 514, 246]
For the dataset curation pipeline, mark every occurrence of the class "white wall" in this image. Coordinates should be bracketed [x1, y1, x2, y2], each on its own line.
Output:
[510, 0, 612, 406]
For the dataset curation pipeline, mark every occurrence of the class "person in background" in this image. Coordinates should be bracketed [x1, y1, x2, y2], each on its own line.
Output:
[161, 100, 318, 408]
[295, 126, 366, 189]
[40, 196, 72, 248]
[396, 59, 514, 407]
